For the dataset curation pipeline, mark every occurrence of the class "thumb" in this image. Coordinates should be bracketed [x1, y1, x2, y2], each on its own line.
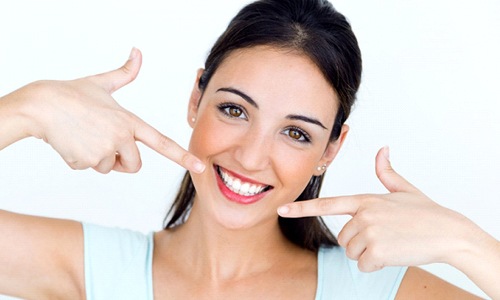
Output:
[375, 146, 420, 193]
[91, 47, 142, 93]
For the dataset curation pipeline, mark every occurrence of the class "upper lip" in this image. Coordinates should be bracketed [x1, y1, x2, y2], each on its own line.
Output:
[215, 165, 273, 188]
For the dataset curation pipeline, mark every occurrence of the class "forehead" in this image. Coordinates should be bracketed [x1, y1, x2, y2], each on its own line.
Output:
[206, 46, 338, 125]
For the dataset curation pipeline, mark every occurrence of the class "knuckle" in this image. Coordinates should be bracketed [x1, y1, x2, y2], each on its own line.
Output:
[363, 226, 378, 241]
[358, 255, 376, 273]
[157, 134, 173, 151]
[121, 64, 137, 81]
[131, 159, 142, 173]
[337, 233, 347, 247]
[67, 161, 79, 170]
[94, 166, 111, 174]
[115, 127, 131, 141]
[359, 194, 373, 203]
[356, 209, 372, 224]
[68, 160, 87, 170]
[376, 164, 394, 178]
[119, 110, 136, 124]
[317, 198, 333, 212]
[338, 239, 349, 249]
[297, 202, 306, 214]
[102, 143, 117, 156]
[357, 259, 370, 273]
[87, 156, 102, 168]
[65, 152, 87, 169]
[290, 201, 304, 215]
[365, 244, 384, 265]
[125, 158, 142, 173]
[181, 152, 191, 165]
[345, 244, 358, 260]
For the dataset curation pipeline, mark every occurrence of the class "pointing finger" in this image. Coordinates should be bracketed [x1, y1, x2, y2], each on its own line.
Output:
[134, 119, 205, 174]
[277, 196, 362, 218]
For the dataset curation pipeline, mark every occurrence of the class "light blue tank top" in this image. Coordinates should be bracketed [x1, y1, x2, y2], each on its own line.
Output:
[83, 223, 407, 300]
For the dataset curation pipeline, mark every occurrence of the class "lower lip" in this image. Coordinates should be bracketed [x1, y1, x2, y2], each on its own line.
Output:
[215, 167, 269, 205]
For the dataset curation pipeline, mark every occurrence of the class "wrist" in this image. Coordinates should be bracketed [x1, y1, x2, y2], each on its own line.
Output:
[16, 80, 52, 139]
[444, 214, 496, 271]
[446, 220, 500, 299]
[0, 82, 46, 149]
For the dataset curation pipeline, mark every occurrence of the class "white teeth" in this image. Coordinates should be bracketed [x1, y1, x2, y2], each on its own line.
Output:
[240, 182, 250, 195]
[232, 179, 241, 191]
[248, 184, 257, 195]
[218, 167, 268, 196]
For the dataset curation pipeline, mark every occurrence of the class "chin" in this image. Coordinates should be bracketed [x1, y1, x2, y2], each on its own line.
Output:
[210, 203, 273, 231]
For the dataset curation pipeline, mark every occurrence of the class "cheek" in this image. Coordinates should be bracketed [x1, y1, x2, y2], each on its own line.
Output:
[273, 148, 321, 199]
[188, 114, 230, 159]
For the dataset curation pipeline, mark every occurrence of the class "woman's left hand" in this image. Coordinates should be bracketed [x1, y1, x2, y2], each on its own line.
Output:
[278, 147, 483, 272]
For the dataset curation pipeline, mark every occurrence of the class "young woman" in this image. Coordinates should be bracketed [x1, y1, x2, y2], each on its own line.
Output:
[1, 0, 498, 299]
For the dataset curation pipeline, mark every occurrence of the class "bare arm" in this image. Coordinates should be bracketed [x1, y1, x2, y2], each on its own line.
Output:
[0, 49, 206, 298]
[279, 147, 500, 299]
[0, 210, 85, 299]
[0, 83, 34, 150]
[0, 48, 205, 173]
[396, 267, 483, 300]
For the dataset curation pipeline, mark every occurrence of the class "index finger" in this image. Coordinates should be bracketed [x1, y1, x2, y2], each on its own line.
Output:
[277, 195, 363, 218]
[134, 120, 205, 173]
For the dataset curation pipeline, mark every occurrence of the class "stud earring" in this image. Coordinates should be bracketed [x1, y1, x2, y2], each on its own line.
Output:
[191, 117, 196, 123]
[316, 164, 327, 171]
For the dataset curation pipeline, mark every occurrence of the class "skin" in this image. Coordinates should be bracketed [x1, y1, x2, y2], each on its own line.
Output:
[187, 46, 344, 230]
[0, 47, 497, 299]
[0, 48, 205, 174]
[279, 146, 498, 299]
[0, 48, 205, 300]
[151, 46, 346, 299]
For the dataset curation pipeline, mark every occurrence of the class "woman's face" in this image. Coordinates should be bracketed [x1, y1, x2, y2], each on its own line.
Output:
[187, 46, 347, 229]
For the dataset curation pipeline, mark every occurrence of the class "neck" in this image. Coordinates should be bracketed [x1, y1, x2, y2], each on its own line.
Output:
[164, 200, 299, 282]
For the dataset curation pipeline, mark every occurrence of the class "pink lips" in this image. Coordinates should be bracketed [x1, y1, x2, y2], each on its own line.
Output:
[214, 165, 271, 205]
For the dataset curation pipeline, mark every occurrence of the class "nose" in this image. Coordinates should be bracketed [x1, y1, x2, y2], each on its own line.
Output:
[233, 127, 271, 172]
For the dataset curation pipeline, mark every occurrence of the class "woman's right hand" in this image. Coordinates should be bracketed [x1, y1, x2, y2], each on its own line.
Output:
[4, 48, 205, 174]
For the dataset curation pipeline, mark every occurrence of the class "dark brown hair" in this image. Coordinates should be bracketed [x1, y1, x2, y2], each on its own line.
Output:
[164, 0, 362, 251]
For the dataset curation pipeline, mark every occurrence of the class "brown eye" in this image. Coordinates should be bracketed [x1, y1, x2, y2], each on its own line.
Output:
[282, 127, 311, 143]
[288, 129, 302, 140]
[229, 107, 242, 117]
[218, 103, 247, 120]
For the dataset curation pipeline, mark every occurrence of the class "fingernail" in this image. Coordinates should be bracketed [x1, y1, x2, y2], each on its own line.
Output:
[277, 205, 290, 216]
[193, 161, 206, 173]
[383, 145, 390, 161]
[129, 47, 137, 60]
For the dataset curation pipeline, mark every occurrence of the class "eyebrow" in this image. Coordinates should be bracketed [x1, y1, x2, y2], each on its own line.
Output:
[216, 87, 259, 108]
[216, 87, 327, 130]
[287, 115, 328, 130]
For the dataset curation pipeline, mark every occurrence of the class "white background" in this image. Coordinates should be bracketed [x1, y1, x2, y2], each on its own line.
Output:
[1, 1, 499, 299]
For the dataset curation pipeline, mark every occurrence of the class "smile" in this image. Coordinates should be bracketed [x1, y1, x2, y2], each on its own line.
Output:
[216, 165, 272, 197]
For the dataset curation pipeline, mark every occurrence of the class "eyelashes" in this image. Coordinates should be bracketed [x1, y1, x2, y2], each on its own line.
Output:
[282, 126, 311, 143]
[217, 102, 248, 119]
[216, 102, 312, 144]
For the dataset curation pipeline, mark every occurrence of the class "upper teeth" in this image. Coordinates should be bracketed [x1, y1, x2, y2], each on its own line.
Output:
[219, 167, 268, 196]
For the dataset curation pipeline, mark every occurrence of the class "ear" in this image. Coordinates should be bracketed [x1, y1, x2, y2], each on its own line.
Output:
[314, 124, 349, 175]
[187, 68, 205, 128]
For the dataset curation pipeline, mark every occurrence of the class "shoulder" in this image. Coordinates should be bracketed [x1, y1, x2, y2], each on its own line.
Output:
[83, 223, 154, 300]
[317, 246, 407, 300]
